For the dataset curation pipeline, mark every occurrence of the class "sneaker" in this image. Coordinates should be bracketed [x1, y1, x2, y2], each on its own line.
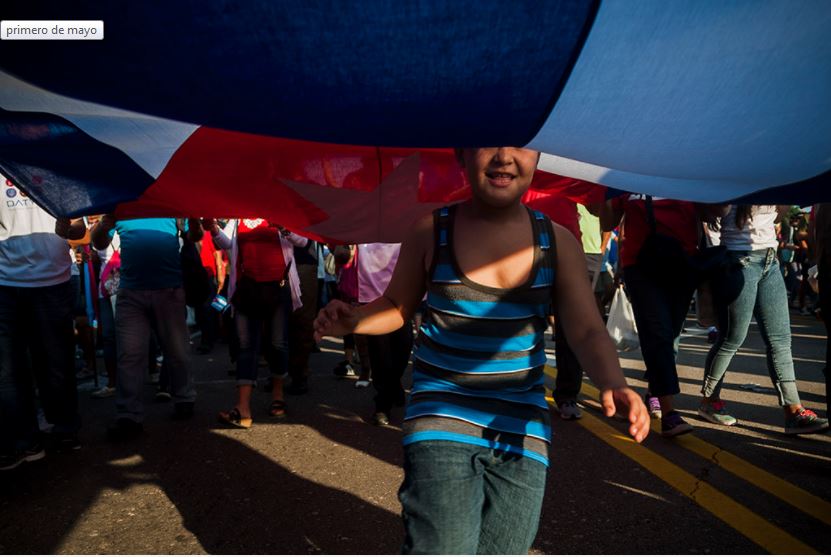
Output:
[707, 327, 719, 344]
[698, 400, 737, 426]
[154, 389, 172, 402]
[0, 442, 46, 471]
[91, 386, 116, 399]
[333, 361, 357, 377]
[645, 392, 662, 419]
[558, 400, 583, 420]
[372, 412, 390, 426]
[661, 411, 693, 437]
[107, 418, 143, 442]
[172, 402, 195, 420]
[354, 379, 372, 388]
[784, 408, 830, 435]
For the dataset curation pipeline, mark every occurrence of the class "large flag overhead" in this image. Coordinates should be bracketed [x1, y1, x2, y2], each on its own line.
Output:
[1, 0, 830, 241]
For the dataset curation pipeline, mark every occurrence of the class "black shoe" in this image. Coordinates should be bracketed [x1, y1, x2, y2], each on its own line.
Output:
[286, 379, 309, 396]
[262, 377, 274, 393]
[51, 432, 81, 452]
[0, 443, 46, 471]
[172, 402, 195, 420]
[154, 389, 172, 403]
[372, 412, 390, 426]
[107, 418, 143, 442]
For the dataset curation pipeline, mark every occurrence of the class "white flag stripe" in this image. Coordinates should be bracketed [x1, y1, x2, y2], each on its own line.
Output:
[529, 0, 831, 195]
[0, 71, 197, 178]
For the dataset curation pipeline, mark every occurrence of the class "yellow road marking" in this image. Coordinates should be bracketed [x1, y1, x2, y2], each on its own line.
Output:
[551, 399, 817, 554]
[545, 365, 825, 552]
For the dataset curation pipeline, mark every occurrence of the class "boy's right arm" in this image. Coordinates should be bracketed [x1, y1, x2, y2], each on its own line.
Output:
[314, 215, 431, 341]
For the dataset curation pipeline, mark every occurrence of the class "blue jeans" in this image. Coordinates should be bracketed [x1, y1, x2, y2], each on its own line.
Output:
[623, 264, 696, 397]
[235, 285, 290, 385]
[702, 249, 800, 406]
[399, 440, 547, 554]
[0, 281, 79, 454]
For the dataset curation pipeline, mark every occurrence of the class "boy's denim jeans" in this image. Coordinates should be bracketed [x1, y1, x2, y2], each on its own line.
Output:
[702, 249, 800, 406]
[623, 265, 696, 397]
[399, 440, 546, 554]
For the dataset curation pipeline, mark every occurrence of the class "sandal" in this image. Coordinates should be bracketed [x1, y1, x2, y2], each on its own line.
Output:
[218, 407, 252, 429]
[268, 399, 287, 419]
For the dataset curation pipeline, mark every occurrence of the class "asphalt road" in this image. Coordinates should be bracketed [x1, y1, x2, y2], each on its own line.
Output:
[1, 310, 828, 554]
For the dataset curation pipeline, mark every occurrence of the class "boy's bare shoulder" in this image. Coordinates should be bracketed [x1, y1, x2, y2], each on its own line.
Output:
[551, 221, 581, 254]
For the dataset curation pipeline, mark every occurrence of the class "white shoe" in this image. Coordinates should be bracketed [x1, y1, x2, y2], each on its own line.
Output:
[91, 386, 116, 399]
[558, 400, 583, 420]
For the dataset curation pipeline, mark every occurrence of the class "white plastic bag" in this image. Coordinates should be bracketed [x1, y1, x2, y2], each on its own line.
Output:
[606, 284, 640, 351]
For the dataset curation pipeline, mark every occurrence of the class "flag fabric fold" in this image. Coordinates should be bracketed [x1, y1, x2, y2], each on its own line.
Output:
[1, 0, 830, 241]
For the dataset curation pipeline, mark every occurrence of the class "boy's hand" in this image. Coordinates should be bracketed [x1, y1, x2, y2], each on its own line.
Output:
[313, 300, 358, 342]
[600, 387, 650, 443]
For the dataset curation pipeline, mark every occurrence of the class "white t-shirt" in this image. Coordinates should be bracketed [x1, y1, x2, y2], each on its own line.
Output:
[357, 243, 401, 303]
[720, 205, 779, 251]
[0, 177, 72, 287]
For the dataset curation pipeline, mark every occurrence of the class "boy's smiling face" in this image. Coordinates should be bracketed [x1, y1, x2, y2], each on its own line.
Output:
[457, 147, 539, 208]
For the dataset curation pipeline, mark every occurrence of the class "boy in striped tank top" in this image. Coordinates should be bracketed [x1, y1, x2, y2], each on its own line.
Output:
[314, 147, 650, 554]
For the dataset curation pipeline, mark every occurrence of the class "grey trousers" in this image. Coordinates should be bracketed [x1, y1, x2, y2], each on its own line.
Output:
[115, 287, 195, 422]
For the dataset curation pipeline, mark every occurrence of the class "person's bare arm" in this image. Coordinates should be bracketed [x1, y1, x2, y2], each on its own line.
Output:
[55, 217, 87, 241]
[553, 224, 649, 442]
[203, 218, 233, 250]
[314, 215, 431, 340]
[90, 214, 116, 250]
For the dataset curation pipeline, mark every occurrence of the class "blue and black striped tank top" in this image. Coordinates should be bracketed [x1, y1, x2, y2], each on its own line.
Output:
[403, 205, 557, 466]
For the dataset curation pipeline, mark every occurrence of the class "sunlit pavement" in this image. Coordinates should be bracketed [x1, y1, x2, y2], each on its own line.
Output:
[0, 311, 828, 554]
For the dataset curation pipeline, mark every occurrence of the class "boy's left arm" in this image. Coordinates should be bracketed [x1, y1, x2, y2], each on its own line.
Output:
[552, 224, 650, 442]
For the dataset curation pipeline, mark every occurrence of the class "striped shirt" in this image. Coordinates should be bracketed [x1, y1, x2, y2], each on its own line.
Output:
[403, 205, 557, 466]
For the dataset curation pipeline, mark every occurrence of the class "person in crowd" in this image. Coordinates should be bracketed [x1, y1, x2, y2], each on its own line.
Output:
[203, 218, 304, 428]
[699, 205, 828, 435]
[70, 245, 98, 379]
[331, 244, 372, 384]
[793, 214, 815, 315]
[356, 243, 413, 426]
[314, 147, 649, 554]
[286, 235, 319, 395]
[1, 177, 86, 470]
[195, 226, 224, 355]
[91, 215, 199, 440]
[92, 216, 121, 398]
[552, 201, 608, 421]
[600, 194, 728, 436]
[811, 203, 831, 413]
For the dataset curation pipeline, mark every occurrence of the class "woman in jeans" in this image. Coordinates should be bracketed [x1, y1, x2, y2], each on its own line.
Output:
[699, 205, 828, 435]
[204, 218, 305, 428]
